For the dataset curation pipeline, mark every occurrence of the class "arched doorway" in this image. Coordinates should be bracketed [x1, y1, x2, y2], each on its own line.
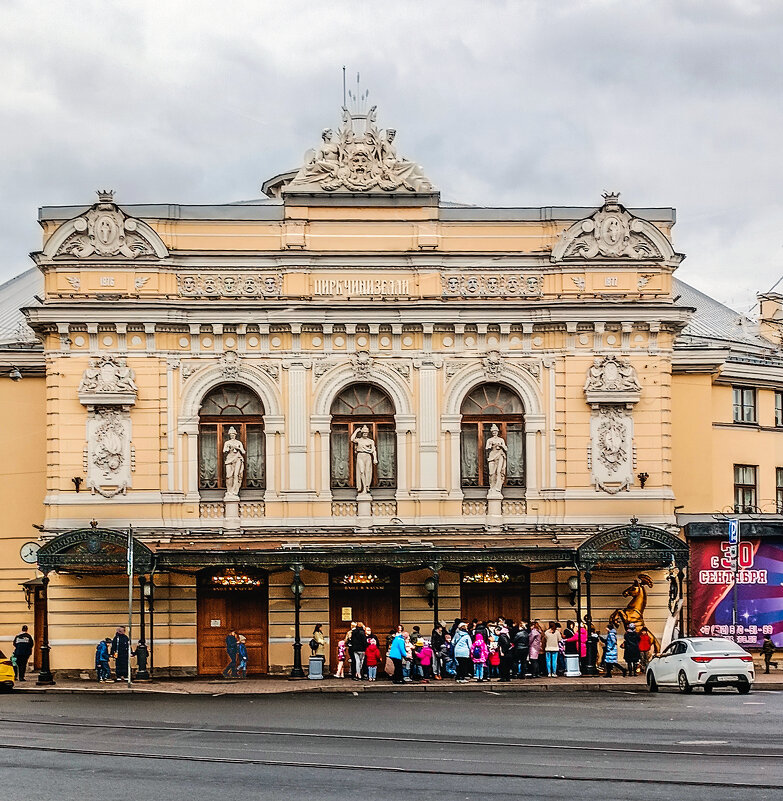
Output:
[196, 568, 268, 675]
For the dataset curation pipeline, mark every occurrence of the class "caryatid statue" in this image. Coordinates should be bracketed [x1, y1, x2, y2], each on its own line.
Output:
[223, 426, 246, 497]
[351, 425, 378, 495]
[485, 423, 508, 494]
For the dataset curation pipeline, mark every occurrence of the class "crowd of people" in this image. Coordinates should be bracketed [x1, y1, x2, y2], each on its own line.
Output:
[328, 618, 657, 682]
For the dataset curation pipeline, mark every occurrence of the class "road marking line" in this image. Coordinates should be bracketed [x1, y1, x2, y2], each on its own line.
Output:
[678, 740, 728, 745]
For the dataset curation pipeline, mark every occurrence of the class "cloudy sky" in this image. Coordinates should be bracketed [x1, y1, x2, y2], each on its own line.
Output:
[1, 0, 781, 311]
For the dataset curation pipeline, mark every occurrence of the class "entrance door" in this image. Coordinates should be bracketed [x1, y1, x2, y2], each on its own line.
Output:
[197, 570, 268, 676]
[329, 571, 399, 671]
[461, 570, 530, 626]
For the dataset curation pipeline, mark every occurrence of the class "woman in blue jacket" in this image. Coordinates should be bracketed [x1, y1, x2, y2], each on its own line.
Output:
[388, 631, 407, 684]
[452, 622, 473, 683]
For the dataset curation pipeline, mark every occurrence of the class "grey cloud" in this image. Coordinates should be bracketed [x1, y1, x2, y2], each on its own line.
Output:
[1, 0, 781, 312]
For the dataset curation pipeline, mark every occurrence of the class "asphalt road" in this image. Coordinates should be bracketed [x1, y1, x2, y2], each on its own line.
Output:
[0, 689, 781, 800]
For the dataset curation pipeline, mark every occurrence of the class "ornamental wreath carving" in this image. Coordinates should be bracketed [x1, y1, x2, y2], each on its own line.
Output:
[55, 190, 157, 259]
[442, 274, 543, 297]
[86, 406, 134, 497]
[556, 193, 663, 261]
[286, 105, 433, 194]
[588, 405, 635, 495]
[596, 406, 628, 473]
[177, 273, 281, 297]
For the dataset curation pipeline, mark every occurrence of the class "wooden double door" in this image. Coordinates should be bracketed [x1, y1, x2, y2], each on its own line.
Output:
[328, 572, 399, 671]
[197, 583, 268, 676]
[461, 581, 530, 626]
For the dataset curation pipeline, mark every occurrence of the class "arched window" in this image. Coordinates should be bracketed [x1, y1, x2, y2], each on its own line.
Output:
[330, 383, 396, 490]
[199, 384, 265, 491]
[460, 383, 525, 489]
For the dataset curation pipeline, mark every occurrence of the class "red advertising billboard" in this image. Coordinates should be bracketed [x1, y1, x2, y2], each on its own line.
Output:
[689, 538, 783, 647]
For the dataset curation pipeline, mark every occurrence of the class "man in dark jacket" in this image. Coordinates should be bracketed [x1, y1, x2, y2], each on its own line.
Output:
[351, 623, 368, 680]
[12, 625, 34, 681]
[111, 626, 130, 681]
[513, 623, 530, 678]
[497, 627, 514, 682]
[222, 629, 238, 678]
[431, 624, 446, 679]
[622, 623, 641, 675]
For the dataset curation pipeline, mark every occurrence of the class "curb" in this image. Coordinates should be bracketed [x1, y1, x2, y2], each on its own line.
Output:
[13, 680, 783, 696]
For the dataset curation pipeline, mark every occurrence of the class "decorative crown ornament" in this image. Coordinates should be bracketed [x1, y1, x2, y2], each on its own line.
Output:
[96, 189, 115, 203]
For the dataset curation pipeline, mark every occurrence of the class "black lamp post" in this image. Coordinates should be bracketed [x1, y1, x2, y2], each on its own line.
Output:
[424, 573, 439, 627]
[290, 566, 305, 678]
[145, 577, 155, 677]
[135, 576, 150, 680]
[36, 573, 55, 686]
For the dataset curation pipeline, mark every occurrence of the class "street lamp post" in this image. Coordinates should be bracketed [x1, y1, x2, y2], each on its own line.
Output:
[136, 575, 150, 680]
[36, 572, 55, 686]
[290, 565, 305, 678]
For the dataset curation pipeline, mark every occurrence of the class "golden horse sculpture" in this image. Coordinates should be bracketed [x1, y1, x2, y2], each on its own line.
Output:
[609, 573, 660, 654]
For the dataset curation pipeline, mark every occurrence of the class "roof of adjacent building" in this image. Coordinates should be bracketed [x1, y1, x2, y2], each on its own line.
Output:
[0, 268, 43, 346]
[673, 278, 774, 351]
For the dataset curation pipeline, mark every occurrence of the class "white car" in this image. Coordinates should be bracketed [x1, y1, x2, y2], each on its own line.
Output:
[646, 637, 754, 694]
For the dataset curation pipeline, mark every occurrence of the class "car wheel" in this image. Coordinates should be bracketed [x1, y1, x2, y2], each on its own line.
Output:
[678, 670, 693, 694]
[737, 683, 751, 694]
[646, 671, 659, 692]
[703, 685, 713, 694]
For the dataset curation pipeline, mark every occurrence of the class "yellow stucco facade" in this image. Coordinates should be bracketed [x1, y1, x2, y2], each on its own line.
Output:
[2, 103, 778, 678]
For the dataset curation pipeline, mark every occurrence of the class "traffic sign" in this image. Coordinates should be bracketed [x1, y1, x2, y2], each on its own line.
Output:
[728, 519, 739, 544]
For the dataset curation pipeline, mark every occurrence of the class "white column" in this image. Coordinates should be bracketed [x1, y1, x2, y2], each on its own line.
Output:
[394, 414, 415, 500]
[179, 419, 199, 500]
[310, 415, 332, 499]
[415, 361, 441, 494]
[441, 414, 462, 499]
[263, 415, 284, 501]
[525, 414, 545, 494]
[286, 363, 308, 493]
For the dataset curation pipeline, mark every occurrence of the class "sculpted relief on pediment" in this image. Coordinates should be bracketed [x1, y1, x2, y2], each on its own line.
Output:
[285, 105, 434, 195]
[552, 193, 676, 263]
[49, 190, 167, 260]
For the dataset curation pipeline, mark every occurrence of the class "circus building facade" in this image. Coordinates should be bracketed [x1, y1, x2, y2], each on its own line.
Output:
[4, 96, 747, 679]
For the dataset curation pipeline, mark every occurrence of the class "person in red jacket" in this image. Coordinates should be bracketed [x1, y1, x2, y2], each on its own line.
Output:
[365, 639, 382, 681]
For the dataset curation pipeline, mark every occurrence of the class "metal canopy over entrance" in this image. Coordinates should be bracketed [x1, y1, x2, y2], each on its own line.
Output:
[36, 527, 154, 574]
[576, 520, 688, 570]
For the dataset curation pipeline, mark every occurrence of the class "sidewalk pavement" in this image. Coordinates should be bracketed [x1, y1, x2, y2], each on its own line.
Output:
[13, 670, 783, 695]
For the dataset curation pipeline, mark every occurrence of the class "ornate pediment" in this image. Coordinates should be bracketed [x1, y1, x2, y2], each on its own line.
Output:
[78, 355, 138, 406]
[284, 102, 435, 195]
[46, 190, 168, 260]
[552, 193, 675, 263]
[584, 354, 641, 405]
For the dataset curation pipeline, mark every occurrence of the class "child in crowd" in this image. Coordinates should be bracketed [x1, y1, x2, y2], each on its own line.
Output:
[335, 636, 347, 678]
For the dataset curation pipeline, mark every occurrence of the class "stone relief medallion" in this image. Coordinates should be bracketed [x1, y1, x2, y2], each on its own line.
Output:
[584, 354, 641, 394]
[557, 193, 664, 261]
[78, 355, 138, 399]
[55, 190, 156, 259]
